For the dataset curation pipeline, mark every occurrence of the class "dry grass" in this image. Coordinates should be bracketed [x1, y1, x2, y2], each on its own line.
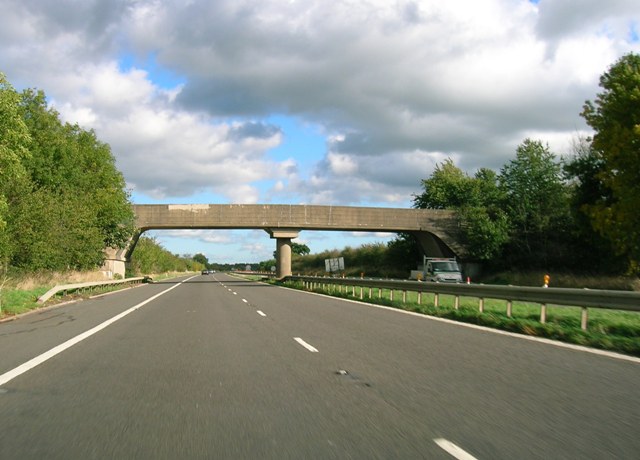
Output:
[12, 270, 111, 290]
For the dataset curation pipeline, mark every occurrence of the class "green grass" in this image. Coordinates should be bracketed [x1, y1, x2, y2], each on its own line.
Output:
[0, 275, 166, 320]
[280, 281, 640, 357]
[0, 287, 49, 317]
[0, 283, 139, 319]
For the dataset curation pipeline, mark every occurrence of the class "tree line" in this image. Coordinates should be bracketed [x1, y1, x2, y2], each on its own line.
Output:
[128, 237, 205, 275]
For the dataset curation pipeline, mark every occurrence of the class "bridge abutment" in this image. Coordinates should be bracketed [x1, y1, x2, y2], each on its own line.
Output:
[102, 247, 127, 279]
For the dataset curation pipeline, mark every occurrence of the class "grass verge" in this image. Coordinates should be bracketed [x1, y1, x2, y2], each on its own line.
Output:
[0, 283, 143, 319]
[0, 270, 194, 320]
[278, 280, 640, 357]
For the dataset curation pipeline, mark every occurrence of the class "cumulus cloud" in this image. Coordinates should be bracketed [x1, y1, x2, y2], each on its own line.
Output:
[1, 0, 639, 208]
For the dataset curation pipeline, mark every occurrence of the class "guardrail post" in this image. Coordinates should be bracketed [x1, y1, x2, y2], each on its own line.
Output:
[417, 291, 422, 305]
[540, 304, 547, 324]
[369, 287, 372, 299]
[434, 293, 439, 308]
[581, 307, 588, 331]
[352, 286, 356, 297]
[360, 287, 364, 299]
[402, 290, 407, 303]
[378, 288, 382, 299]
[507, 300, 512, 318]
[390, 290, 394, 302]
[454, 295, 459, 310]
[479, 298, 484, 313]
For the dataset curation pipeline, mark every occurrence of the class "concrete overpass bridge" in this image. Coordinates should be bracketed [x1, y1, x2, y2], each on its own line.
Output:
[103, 204, 465, 278]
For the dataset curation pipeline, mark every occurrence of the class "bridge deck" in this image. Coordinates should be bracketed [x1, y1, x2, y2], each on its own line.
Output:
[134, 203, 456, 233]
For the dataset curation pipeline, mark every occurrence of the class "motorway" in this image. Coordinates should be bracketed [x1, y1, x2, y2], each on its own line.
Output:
[1, 273, 638, 459]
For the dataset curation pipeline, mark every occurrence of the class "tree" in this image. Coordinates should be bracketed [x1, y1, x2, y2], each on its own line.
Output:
[0, 74, 31, 265]
[19, 90, 135, 250]
[498, 139, 570, 267]
[413, 159, 477, 209]
[291, 242, 310, 256]
[563, 136, 625, 271]
[193, 253, 209, 267]
[129, 236, 202, 275]
[0, 74, 30, 187]
[0, 196, 8, 267]
[457, 168, 510, 262]
[0, 74, 135, 272]
[580, 53, 640, 272]
[413, 160, 509, 262]
[273, 242, 310, 258]
[458, 205, 509, 262]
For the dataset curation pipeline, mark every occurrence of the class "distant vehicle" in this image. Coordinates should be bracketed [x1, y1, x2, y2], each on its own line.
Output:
[201, 269, 211, 275]
[410, 257, 462, 283]
[424, 257, 462, 283]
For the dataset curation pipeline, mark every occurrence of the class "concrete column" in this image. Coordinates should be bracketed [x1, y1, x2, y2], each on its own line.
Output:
[276, 238, 292, 278]
[102, 247, 127, 279]
[266, 229, 300, 279]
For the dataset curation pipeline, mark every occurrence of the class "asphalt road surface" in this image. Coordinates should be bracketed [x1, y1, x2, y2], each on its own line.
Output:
[1, 273, 639, 459]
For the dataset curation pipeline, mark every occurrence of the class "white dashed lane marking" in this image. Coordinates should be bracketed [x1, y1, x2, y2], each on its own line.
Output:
[434, 438, 478, 460]
[294, 337, 319, 353]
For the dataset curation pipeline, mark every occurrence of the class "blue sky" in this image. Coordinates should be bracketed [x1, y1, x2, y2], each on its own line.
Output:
[1, 0, 638, 264]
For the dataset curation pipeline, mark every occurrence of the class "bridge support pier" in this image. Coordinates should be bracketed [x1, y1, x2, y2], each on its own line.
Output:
[102, 247, 127, 279]
[266, 229, 300, 279]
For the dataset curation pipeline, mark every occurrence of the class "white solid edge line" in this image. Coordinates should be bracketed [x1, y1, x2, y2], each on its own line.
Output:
[0, 275, 197, 387]
[434, 439, 478, 460]
[294, 337, 318, 352]
[280, 286, 640, 364]
[257, 310, 266, 317]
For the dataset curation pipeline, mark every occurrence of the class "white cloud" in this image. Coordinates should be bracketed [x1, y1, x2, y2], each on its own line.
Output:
[44, 62, 284, 200]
